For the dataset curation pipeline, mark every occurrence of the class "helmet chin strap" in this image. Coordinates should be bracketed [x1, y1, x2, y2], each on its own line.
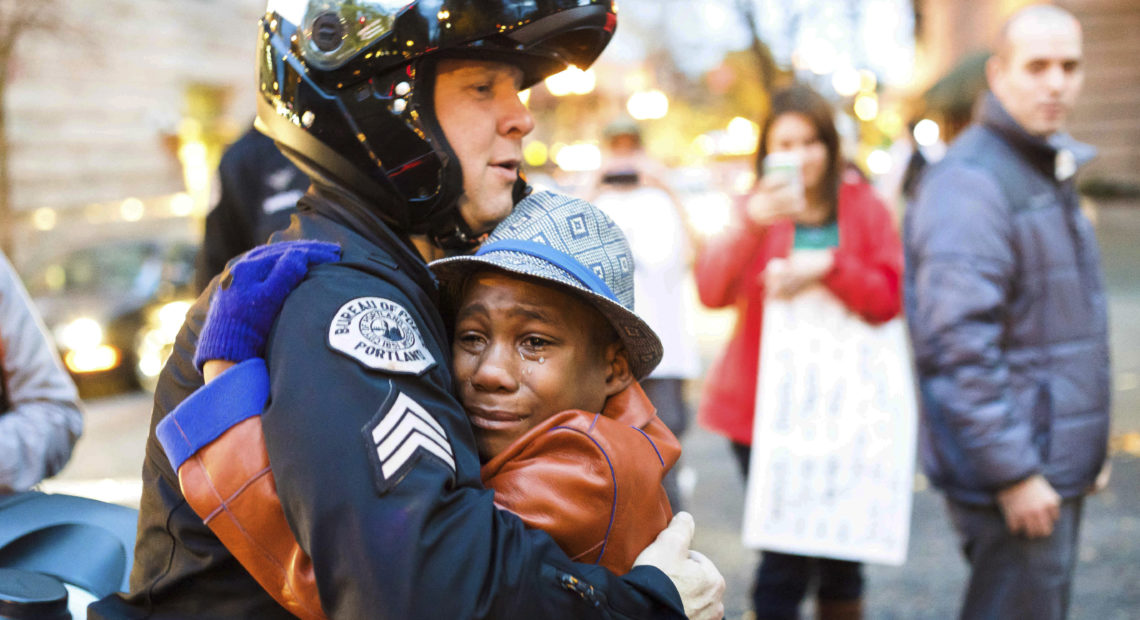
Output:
[429, 175, 532, 253]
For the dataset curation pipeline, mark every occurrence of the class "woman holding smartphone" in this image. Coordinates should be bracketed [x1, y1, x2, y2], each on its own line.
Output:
[695, 84, 903, 620]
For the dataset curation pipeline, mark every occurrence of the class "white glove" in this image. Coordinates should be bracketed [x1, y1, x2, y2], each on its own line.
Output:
[633, 512, 726, 620]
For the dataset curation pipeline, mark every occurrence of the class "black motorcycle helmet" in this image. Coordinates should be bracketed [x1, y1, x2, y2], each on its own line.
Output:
[256, 0, 617, 250]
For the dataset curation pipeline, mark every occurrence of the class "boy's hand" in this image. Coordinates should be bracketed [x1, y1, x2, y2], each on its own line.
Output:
[194, 241, 341, 372]
[633, 512, 726, 620]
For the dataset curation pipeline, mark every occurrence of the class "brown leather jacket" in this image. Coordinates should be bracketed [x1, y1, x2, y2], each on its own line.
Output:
[175, 381, 678, 617]
[482, 381, 679, 574]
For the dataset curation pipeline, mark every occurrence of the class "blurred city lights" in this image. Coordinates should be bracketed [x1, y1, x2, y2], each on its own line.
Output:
[136, 300, 192, 386]
[626, 89, 669, 120]
[800, 39, 838, 75]
[684, 191, 734, 240]
[523, 141, 549, 167]
[553, 142, 601, 172]
[623, 69, 651, 93]
[853, 93, 879, 121]
[156, 300, 192, 335]
[858, 69, 878, 93]
[725, 116, 760, 153]
[698, 116, 760, 158]
[544, 67, 596, 96]
[518, 89, 531, 106]
[867, 149, 893, 176]
[913, 118, 941, 146]
[120, 198, 145, 222]
[691, 134, 715, 159]
[170, 193, 195, 217]
[178, 138, 211, 200]
[876, 110, 904, 138]
[57, 317, 104, 353]
[65, 346, 121, 374]
[832, 67, 862, 97]
[32, 207, 57, 231]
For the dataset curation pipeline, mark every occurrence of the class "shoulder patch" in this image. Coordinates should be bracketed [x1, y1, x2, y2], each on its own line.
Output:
[363, 390, 456, 494]
[328, 297, 436, 375]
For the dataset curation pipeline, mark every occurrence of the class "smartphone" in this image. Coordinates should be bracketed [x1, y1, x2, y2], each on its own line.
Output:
[601, 171, 640, 186]
[762, 151, 803, 192]
[762, 151, 806, 214]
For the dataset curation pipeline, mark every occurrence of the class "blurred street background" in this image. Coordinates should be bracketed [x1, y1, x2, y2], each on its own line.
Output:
[4, 0, 1139, 618]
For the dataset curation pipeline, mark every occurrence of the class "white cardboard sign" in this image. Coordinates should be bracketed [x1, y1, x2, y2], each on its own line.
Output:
[742, 286, 917, 566]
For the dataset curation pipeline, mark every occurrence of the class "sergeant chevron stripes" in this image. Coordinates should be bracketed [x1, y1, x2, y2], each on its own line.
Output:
[370, 392, 456, 482]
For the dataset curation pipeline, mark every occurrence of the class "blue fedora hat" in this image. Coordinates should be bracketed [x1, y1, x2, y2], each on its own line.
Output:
[429, 190, 664, 379]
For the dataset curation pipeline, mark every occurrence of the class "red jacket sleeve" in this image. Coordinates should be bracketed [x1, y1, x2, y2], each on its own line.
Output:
[821, 183, 903, 324]
[695, 196, 769, 309]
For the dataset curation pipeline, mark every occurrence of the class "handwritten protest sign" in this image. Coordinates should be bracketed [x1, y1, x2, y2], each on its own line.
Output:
[742, 286, 916, 566]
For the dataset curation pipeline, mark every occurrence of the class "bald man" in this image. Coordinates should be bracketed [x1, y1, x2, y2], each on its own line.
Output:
[903, 5, 1110, 619]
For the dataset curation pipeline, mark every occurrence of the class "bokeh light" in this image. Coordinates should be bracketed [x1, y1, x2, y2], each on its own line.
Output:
[32, 208, 57, 231]
[544, 67, 596, 96]
[120, 198, 145, 222]
[914, 119, 941, 146]
[853, 94, 879, 121]
[867, 149, 893, 176]
[627, 89, 670, 120]
[553, 143, 601, 172]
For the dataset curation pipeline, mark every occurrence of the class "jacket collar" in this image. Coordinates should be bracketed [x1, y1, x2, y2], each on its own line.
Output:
[292, 188, 440, 297]
[979, 91, 1096, 182]
[601, 381, 657, 429]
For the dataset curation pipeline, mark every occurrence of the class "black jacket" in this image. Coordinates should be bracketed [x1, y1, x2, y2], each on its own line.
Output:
[194, 126, 310, 294]
[90, 190, 684, 618]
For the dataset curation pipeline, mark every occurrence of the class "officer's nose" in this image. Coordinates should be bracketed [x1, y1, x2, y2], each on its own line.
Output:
[500, 91, 535, 138]
[469, 342, 520, 393]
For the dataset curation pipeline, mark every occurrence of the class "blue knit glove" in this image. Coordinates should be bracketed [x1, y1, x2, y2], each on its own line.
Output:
[194, 241, 341, 372]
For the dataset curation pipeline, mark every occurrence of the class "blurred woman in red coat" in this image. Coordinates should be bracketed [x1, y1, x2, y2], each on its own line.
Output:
[695, 84, 902, 620]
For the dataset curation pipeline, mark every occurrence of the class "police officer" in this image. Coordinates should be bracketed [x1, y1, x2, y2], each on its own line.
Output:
[89, 1, 724, 618]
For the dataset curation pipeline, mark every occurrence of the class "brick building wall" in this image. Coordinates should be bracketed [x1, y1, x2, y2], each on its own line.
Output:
[6, 0, 265, 262]
[916, 0, 1140, 186]
[1060, 0, 1140, 185]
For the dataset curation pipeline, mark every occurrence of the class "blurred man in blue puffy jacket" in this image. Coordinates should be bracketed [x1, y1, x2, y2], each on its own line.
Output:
[904, 5, 1110, 620]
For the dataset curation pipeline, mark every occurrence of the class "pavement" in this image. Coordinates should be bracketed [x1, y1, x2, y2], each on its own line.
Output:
[46, 201, 1140, 619]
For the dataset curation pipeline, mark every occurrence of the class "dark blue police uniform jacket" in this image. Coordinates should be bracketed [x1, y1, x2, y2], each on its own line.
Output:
[89, 190, 685, 619]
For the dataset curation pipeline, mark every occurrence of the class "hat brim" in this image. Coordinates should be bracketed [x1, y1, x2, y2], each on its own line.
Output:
[430, 251, 664, 380]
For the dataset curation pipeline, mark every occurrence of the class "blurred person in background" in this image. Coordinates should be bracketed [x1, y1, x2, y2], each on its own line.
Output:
[586, 118, 699, 511]
[194, 123, 309, 293]
[904, 6, 1108, 619]
[695, 84, 903, 620]
[0, 251, 83, 494]
[877, 118, 946, 213]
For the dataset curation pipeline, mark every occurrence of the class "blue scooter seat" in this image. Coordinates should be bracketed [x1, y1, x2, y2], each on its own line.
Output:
[0, 491, 138, 597]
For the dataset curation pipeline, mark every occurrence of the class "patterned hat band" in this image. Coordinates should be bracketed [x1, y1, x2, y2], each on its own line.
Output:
[474, 239, 619, 305]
